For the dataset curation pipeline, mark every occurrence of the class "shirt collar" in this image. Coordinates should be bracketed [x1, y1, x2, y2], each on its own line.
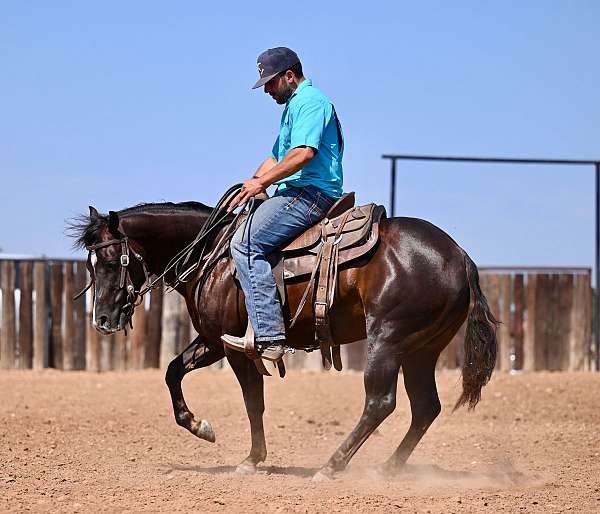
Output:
[286, 78, 312, 105]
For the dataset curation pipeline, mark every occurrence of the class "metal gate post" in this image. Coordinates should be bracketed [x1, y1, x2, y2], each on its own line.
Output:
[390, 157, 396, 217]
[596, 162, 600, 371]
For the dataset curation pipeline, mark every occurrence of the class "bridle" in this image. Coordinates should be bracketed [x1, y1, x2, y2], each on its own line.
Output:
[75, 236, 150, 331]
[74, 183, 250, 332]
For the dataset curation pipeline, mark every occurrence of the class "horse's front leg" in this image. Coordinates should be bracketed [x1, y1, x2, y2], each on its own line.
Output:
[227, 350, 267, 474]
[165, 335, 225, 442]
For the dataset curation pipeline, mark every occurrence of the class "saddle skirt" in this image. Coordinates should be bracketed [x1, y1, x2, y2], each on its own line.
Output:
[280, 202, 385, 280]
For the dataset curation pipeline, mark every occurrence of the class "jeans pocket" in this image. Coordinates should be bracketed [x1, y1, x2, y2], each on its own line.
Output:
[283, 188, 305, 210]
[307, 200, 324, 225]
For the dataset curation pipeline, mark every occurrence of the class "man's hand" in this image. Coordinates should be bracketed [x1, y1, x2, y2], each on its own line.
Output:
[227, 147, 316, 212]
[228, 178, 266, 212]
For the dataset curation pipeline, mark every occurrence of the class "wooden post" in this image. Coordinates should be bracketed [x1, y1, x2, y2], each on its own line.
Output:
[535, 274, 560, 370]
[284, 348, 307, 370]
[439, 325, 461, 370]
[569, 274, 591, 370]
[478, 272, 488, 305]
[544, 274, 558, 370]
[160, 290, 180, 369]
[130, 302, 146, 369]
[73, 262, 87, 370]
[499, 274, 512, 371]
[85, 287, 100, 372]
[584, 273, 592, 370]
[33, 261, 47, 369]
[301, 349, 324, 371]
[178, 301, 191, 354]
[483, 274, 501, 322]
[18, 261, 34, 369]
[342, 339, 368, 371]
[523, 274, 537, 371]
[63, 262, 75, 370]
[49, 262, 64, 369]
[100, 334, 114, 371]
[437, 335, 454, 369]
[512, 274, 525, 370]
[584, 273, 593, 370]
[533, 274, 552, 370]
[113, 330, 127, 371]
[533, 273, 572, 371]
[552, 274, 573, 370]
[1, 261, 17, 369]
[145, 286, 163, 368]
[453, 321, 468, 368]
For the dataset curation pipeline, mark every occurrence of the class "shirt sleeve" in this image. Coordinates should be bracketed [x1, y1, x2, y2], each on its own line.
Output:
[289, 99, 330, 151]
[271, 135, 280, 161]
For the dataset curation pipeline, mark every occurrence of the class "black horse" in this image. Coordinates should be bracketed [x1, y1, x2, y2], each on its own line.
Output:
[71, 200, 497, 480]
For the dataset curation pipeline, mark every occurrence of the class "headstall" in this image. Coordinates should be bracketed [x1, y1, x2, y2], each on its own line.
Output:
[75, 236, 150, 330]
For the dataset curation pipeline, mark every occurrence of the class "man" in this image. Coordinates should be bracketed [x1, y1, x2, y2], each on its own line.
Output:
[221, 47, 344, 360]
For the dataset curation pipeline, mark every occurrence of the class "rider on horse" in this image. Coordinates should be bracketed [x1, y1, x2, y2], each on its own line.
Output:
[221, 47, 344, 360]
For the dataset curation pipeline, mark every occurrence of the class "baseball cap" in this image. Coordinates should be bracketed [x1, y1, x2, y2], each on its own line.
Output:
[252, 47, 300, 89]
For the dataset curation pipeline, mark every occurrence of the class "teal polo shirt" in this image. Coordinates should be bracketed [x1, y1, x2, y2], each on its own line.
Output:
[271, 79, 344, 199]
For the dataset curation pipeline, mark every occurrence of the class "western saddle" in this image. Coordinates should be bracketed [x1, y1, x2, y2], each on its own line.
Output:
[241, 192, 387, 372]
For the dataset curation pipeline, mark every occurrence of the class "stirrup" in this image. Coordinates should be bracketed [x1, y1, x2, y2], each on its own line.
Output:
[220, 320, 285, 362]
[221, 322, 270, 376]
[255, 342, 285, 362]
[221, 335, 285, 362]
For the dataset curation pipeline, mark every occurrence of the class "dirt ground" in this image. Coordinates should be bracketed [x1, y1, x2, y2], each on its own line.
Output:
[1, 368, 599, 513]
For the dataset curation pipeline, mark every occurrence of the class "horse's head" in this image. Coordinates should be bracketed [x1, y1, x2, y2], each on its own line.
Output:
[73, 206, 149, 334]
[70, 200, 215, 334]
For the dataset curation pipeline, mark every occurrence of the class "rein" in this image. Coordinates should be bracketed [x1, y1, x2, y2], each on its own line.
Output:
[75, 184, 249, 331]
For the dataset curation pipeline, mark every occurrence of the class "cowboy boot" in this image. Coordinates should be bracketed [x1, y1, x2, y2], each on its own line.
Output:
[221, 320, 285, 362]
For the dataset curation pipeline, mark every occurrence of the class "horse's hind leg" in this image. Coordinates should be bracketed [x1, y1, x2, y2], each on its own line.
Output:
[314, 342, 402, 481]
[383, 348, 441, 474]
[227, 350, 267, 474]
[165, 335, 224, 442]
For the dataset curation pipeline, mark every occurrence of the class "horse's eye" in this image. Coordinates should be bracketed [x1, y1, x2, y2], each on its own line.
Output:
[105, 260, 120, 271]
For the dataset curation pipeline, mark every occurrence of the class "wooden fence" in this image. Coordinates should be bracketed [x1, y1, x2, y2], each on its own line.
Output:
[0, 260, 595, 372]
[437, 267, 594, 372]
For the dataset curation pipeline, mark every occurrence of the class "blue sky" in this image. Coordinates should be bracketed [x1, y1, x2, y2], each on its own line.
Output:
[1, 1, 599, 268]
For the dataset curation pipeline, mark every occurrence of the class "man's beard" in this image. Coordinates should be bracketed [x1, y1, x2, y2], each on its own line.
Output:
[272, 83, 295, 104]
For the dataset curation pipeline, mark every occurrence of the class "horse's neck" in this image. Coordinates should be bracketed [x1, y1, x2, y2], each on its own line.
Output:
[120, 211, 211, 276]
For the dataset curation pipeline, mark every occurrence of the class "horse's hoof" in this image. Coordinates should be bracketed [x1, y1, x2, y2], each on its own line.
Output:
[374, 462, 396, 479]
[312, 470, 334, 482]
[235, 461, 257, 475]
[196, 419, 216, 443]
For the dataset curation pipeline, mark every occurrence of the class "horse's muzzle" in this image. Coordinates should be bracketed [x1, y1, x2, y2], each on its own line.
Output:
[95, 314, 119, 334]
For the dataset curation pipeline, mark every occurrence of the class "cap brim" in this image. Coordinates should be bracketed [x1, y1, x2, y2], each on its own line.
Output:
[252, 71, 279, 89]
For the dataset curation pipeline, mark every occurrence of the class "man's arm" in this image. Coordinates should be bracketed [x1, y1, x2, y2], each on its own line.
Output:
[252, 156, 277, 179]
[228, 146, 316, 211]
[256, 146, 315, 185]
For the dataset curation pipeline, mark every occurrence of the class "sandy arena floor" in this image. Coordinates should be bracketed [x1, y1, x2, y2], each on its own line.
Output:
[1, 368, 599, 513]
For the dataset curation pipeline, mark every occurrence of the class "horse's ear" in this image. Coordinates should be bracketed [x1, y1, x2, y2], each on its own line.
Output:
[89, 206, 99, 221]
[108, 211, 120, 233]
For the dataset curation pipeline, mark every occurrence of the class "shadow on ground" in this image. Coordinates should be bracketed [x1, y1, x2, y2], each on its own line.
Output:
[164, 463, 318, 478]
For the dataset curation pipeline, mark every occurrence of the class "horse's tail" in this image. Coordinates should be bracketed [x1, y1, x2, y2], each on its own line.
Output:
[454, 253, 498, 411]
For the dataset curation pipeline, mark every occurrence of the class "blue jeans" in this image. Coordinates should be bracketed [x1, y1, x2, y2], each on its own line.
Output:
[230, 185, 336, 341]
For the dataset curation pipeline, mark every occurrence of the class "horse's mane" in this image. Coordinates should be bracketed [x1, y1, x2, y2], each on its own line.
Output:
[118, 201, 212, 216]
[67, 201, 213, 250]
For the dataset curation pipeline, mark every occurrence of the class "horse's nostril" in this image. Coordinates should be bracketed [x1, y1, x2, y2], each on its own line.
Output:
[98, 315, 109, 328]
